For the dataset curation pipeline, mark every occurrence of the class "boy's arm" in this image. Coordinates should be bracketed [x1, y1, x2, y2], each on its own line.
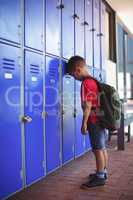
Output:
[81, 101, 92, 134]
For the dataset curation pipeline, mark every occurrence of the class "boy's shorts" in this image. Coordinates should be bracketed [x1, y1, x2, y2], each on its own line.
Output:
[88, 123, 108, 150]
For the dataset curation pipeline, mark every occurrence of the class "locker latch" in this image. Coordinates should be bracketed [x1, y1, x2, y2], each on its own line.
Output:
[73, 112, 76, 118]
[73, 108, 77, 118]
[56, 4, 64, 9]
[90, 28, 96, 32]
[99, 73, 102, 81]
[83, 21, 89, 26]
[22, 116, 32, 123]
[73, 14, 80, 20]
[62, 110, 65, 115]
[97, 33, 104, 37]
[99, 33, 104, 36]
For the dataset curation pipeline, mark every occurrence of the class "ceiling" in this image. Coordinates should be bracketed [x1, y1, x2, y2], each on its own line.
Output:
[106, 0, 133, 34]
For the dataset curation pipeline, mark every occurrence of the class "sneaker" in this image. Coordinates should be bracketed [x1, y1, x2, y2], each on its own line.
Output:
[81, 176, 106, 188]
[88, 173, 108, 180]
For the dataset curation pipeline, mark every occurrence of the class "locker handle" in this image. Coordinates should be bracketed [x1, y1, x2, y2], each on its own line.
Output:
[73, 14, 80, 20]
[99, 33, 104, 37]
[56, 4, 64, 9]
[62, 110, 65, 115]
[97, 33, 104, 37]
[90, 28, 96, 32]
[99, 74, 102, 81]
[45, 112, 48, 117]
[22, 116, 32, 123]
[73, 112, 76, 118]
[83, 21, 89, 26]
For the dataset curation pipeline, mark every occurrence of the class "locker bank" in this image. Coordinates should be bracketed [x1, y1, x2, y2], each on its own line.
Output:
[0, 0, 117, 199]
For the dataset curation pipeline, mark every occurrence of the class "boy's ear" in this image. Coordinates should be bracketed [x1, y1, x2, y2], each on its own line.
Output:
[76, 66, 81, 73]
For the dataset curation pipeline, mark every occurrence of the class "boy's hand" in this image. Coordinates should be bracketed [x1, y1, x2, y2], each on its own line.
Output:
[81, 122, 88, 135]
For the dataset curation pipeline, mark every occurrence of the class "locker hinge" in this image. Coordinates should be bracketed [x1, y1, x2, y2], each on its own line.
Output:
[72, 145, 75, 154]
[83, 21, 89, 26]
[56, 4, 64, 9]
[59, 151, 61, 161]
[42, 161, 45, 168]
[20, 170, 23, 180]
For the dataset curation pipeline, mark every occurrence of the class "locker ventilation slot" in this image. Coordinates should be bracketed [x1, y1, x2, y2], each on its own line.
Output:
[2, 58, 15, 70]
[49, 66, 58, 80]
[30, 64, 40, 74]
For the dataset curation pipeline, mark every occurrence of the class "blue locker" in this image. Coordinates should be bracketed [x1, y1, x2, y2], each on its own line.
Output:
[0, 43, 22, 199]
[0, 0, 21, 43]
[93, 0, 100, 68]
[25, 0, 44, 51]
[62, 0, 74, 59]
[24, 50, 45, 185]
[46, 0, 61, 56]
[62, 61, 75, 164]
[100, 2, 106, 69]
[85, 0, 93, 67]
[75, 81, 86, 157]
[45, 56, 61, 173]
[75, 0, 85, 57]
[127, 36, 133, 71]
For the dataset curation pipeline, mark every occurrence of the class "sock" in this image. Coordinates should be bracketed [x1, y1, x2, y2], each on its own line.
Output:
[104, 168, 108, 174]
[96, 171, 105, 179]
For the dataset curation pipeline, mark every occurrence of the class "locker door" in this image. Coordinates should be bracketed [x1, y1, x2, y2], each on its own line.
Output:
[117, 24, 124, 99]
[75, 81, 86, 157]
[85, 67, 93, 150]
[46, 0, 61, 56]
[85, 0, 93, 67]
[24, 50, 45, 185]
[100, 2, 106, 69]
[93, 0, 100, 68]
[62, 0, 74, 59]
[75, 0, 85, 57]
[25, 0, 44, 51]
[0, 0, 21, 43]
[45, 57, 61, 173]
[62, 62, 75, 164]
[0, 43, 22, 199]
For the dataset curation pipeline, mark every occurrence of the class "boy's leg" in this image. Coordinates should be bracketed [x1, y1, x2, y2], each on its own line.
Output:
[81, 126, 108, 187]
[103, 149, 108, 169]
[93, 149, 105, 172]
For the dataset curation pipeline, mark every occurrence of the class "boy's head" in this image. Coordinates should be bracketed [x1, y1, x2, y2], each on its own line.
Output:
[66, 56, 88, 81]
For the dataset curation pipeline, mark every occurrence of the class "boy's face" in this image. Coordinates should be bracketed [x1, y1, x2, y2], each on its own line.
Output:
[71, 65, 85, 81]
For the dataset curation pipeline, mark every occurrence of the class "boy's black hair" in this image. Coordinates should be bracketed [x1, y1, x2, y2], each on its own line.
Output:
[66, 56, 85, 74]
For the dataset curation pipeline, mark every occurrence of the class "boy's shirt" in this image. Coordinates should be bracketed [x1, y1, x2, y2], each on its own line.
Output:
[81, 78, 100, 124]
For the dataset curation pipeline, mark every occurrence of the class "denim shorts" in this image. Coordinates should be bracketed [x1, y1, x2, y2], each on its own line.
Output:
[88, 123, 108, 150]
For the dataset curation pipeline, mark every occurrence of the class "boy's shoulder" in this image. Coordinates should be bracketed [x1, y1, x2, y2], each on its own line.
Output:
[82, 77, 98, 91]
[82, 77, 97, 86]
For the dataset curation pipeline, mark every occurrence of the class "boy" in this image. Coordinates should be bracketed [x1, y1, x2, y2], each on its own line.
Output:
[66, 56, 108, 188]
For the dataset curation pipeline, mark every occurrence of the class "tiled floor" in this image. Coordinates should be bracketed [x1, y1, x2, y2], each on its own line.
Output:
[9, 138, 133, 200]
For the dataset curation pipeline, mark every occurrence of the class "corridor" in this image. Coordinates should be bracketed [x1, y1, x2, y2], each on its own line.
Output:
[9, 139, 133, 200]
